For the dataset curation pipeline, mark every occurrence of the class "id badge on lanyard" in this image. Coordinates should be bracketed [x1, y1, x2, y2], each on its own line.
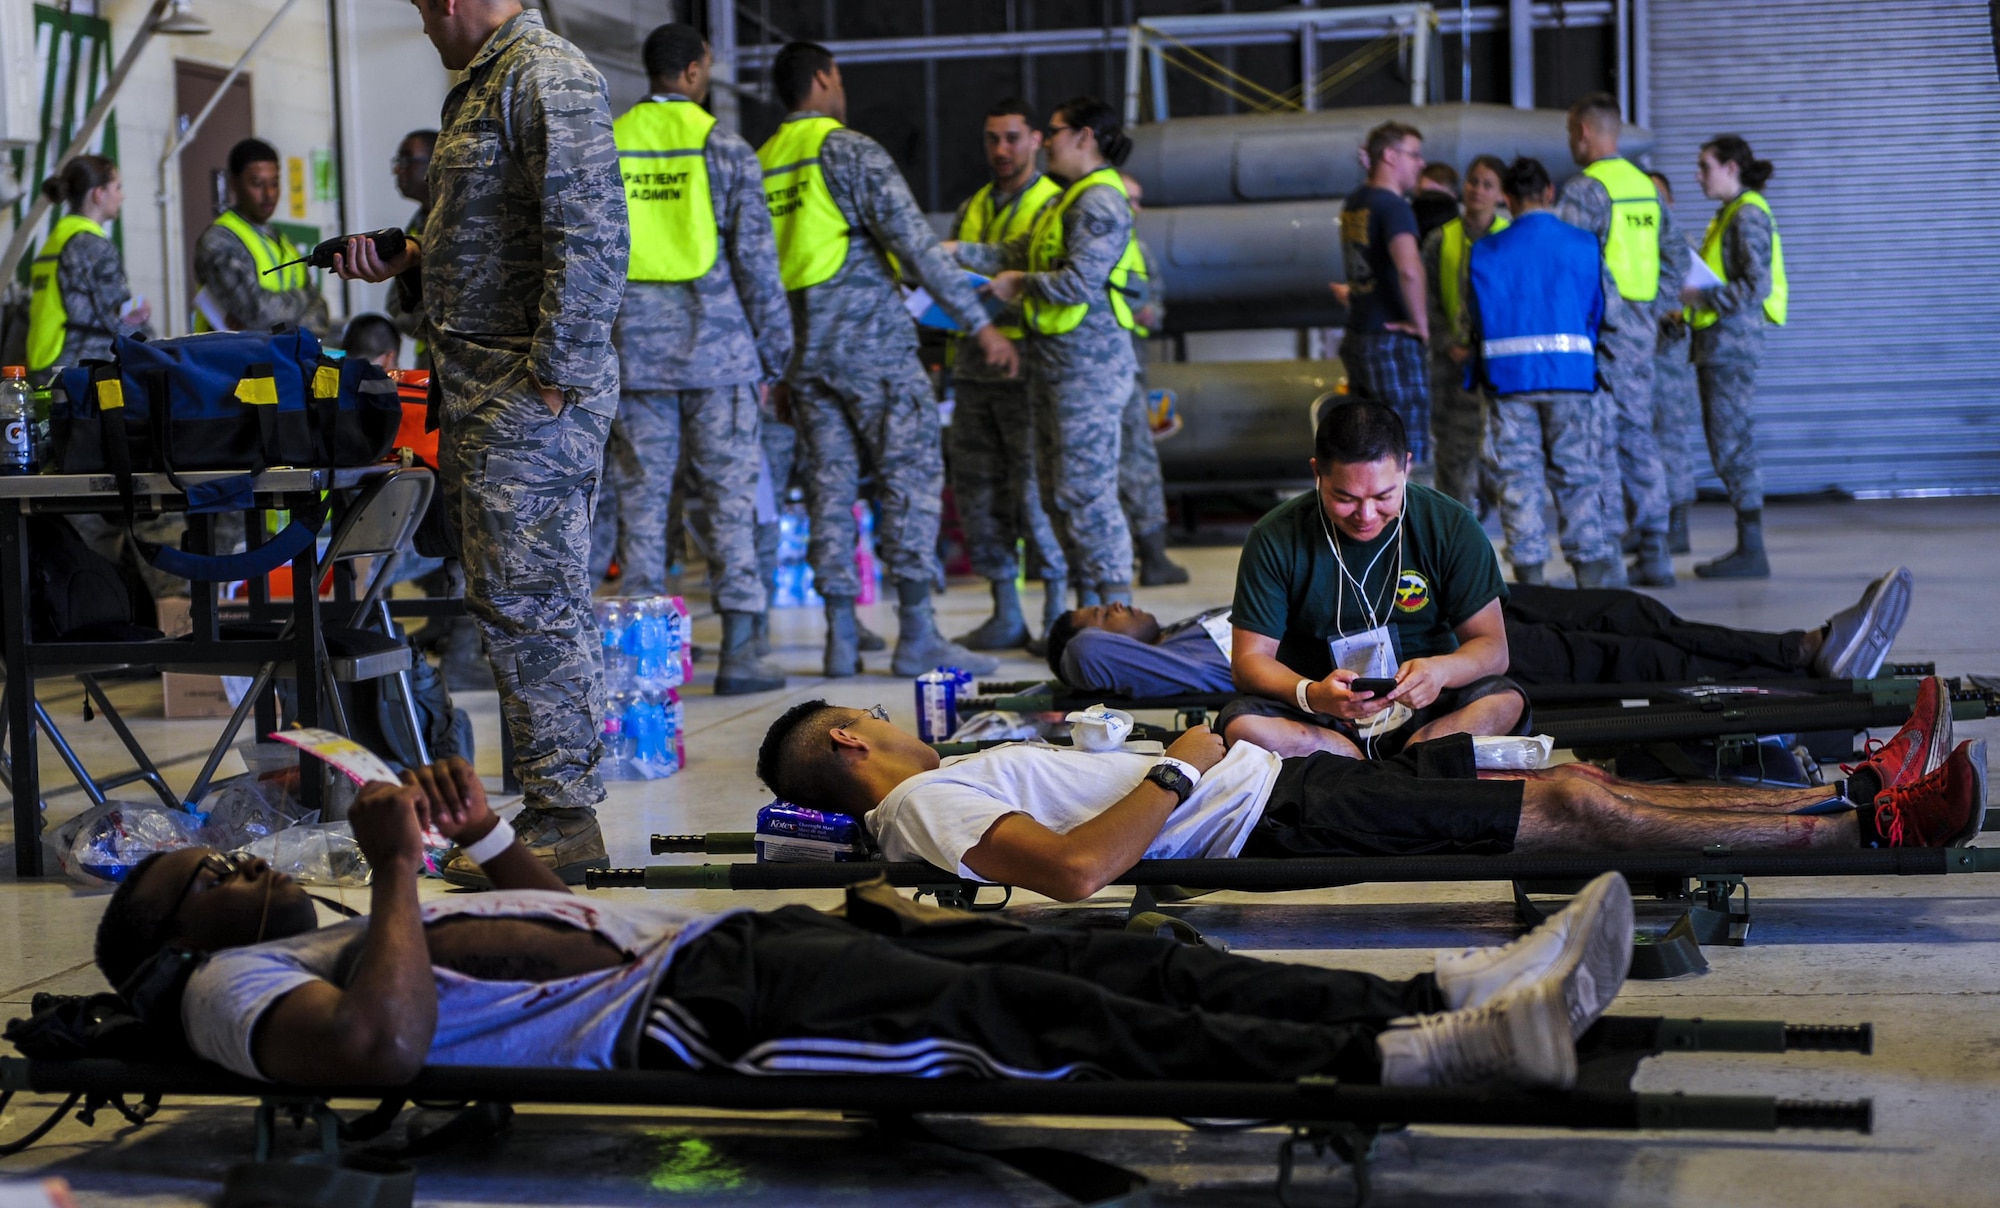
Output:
[1322, 509, 1413, 738]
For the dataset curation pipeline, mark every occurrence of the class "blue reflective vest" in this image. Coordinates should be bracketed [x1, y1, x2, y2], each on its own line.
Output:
[1467, 211, 1603, 397]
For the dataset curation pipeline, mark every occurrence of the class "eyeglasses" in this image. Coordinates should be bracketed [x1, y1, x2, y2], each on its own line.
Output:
[141, 850, 252, 956]
[859, 704, 889, 722]
[391, 154, 431, 168]
[1044, 124, 1073, 139]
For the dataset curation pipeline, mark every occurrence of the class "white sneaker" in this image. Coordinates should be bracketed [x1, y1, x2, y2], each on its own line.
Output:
[1377, 978, 1577, 1089]
[1432, 872, 1634, 1038]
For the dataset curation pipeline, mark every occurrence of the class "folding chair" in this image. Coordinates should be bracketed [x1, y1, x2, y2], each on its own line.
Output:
[172, 469, 436, 808]
[0, 672, 180, 812]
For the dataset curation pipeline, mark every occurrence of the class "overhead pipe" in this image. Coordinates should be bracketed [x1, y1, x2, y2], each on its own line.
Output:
[1509, 0, 1534, 108]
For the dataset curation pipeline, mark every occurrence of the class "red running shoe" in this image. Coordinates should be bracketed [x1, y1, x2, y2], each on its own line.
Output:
[1846, 675, 1951, 794]
[1872, 739, 1986, 848]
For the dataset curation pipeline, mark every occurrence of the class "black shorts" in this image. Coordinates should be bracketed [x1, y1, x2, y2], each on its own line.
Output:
[1239, 733, 1525, 859]
[1215, 673, 1531, 759]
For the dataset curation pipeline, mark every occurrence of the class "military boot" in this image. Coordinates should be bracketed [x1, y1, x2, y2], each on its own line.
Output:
[716, 611, 786, 695]
[1513, 562, 1547, 586]
[1025, 578, 1070, 659]
[855, 618, 888, 652]
[1695, 510, 1771, 579]
[1573, 559, 1625, 590]
[891, 579, 999, 676]
[823, 595, 862, 677]
[1135, 528, 1190, 586]
[956, 578, 1029, 650]
[442, 809, 607, 890]
[1667, 503, 1691, 555]
[1628, 531, 1677, 587]
[749, 610, 772, 659]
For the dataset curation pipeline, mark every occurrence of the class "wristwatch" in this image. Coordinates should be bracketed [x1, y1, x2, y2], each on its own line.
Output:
[1145, 759, 1198, 805]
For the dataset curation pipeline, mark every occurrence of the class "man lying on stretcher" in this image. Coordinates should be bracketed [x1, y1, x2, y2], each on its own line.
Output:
[94, 762, 1645, 1095]
[757, 676, 1982, 903]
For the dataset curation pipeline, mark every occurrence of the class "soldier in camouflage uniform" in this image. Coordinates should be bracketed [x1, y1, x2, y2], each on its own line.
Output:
[1469, 158, 1615, 583]
[945, 100, 1068, 654]
[1682, 136, 1784, 580]
[1420, 154, 1508, 515]
[957, 97, 1142, 609]
[337, 3, 627, 886]
[1558, 94, 1691, 587]
[1117, 211, 1188, 588]
[383, 130, 435, 371]
[193, 139, 330, 336]
[608, 25, 793, 694]
[759, 43, 1016, 678]
[1646, 170, 1697, 556]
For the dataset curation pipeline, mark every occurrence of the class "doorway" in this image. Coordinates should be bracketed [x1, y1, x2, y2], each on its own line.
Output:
[174, 61, 253, 326]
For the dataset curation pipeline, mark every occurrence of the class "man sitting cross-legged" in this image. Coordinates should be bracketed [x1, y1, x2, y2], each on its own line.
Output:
[755, 679, 1980, 904]
[93, 760, 1643, 1092]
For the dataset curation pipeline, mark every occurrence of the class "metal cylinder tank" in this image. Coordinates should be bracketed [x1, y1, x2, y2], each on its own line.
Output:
[1147, 360, 1346, 489]
[1134, 202, 1346, 332]
[1126, 103, 1654, 208]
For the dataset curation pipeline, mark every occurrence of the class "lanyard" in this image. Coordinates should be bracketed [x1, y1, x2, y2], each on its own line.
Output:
[1318, 501, 1402, 636]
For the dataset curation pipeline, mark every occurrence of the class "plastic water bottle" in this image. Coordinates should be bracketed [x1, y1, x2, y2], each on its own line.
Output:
[598, 601, 630, 693]
[628, 693, 667, 772]
[600, 694, 628, 777]
[0, 366, 36, 475]
[915, 670, 959, 743]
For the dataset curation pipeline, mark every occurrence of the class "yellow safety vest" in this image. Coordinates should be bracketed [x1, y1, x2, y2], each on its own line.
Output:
[616, 98, 718, 282]
[756, 115, 850, 291]
[1687, 190, 1788, 330]
[956, 175, 1061, 339]
[1581, 156, 1662, 302]
[26, 214, 107, 373]
[1023, 168, 1146, 336]
[195, 209, 308, 332]
[1438, 211, 1510, 340]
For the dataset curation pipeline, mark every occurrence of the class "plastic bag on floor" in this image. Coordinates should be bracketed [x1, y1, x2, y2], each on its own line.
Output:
[1473, 734, 1556, 770]
[48, 801, 206, 887]
[194, 773, 319, 851]
[240, 821, 373, 887]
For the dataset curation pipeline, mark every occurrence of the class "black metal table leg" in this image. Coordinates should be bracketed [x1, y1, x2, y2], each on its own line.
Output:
[291, 499, 324, 816]
[1, 498, 39, 875]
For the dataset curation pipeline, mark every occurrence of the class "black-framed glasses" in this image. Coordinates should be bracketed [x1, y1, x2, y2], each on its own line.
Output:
[149, 851, 252, 949]
[1044, 123, 1073, 139]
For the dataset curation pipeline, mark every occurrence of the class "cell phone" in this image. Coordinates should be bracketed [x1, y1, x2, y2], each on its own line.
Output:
[1348, 677, 1398, 696]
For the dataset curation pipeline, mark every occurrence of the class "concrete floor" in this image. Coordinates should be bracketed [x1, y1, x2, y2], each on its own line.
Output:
[0, 495, 1995, 1206]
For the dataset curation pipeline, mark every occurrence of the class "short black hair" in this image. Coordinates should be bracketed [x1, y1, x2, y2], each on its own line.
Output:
[1420, 162, 1458, 190]
[1568, 92, 1621, 131]
[401, 129, 438, 152]
[94, 851, 172, 990]
[227, 137, 280, 179]
[1501, 156, 1552, 202]
[643, 23, 708, 84]
[1314, 399, 1409, 467]
[341, 312, 400, 362]
[1044, 609, 1082, 678]
[757, 698, 865, 812]
[1646, 168, 1674, 205]
[772, 41, 834, 110]
[985, 96, 1034, 121]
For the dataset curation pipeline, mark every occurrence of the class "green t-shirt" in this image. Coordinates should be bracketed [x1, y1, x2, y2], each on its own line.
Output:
[1230, 483, 1507, 680]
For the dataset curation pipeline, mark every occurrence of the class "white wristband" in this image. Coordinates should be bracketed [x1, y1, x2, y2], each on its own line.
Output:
[1156, 756, 1203, 789]
[1295, 678, 1314, 713]
[461, 816, 516, 867]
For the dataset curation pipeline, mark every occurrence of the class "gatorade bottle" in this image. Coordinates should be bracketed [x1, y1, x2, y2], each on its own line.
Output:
[0, 367, 36, 475]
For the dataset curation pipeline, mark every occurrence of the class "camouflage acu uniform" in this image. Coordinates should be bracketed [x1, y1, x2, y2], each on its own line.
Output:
[1118, 238, 1171, 542]
[959, 183, 1139, 587]
[946, 179, 1066, 587]
[1420, 222, 1496, 512]
[781, 114, 987, 600]
[1689, 203, 1774, 513]
[1653, 310, 1698, 507]
[46, 229, 149, 372]
[193, 216, 331, 335]
[384, 203, 431, 369]
[755, 413, 797, 591]
[1488, 391, 1612, 569]
[608, 98, 792, 606]
[419, 9, 628, 815]
[1556, 169, 1691, 539]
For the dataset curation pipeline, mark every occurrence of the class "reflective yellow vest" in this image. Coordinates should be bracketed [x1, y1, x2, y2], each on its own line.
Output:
[1438, 211, 1510, 341]
[757, 115, 849, 290]
[956, 175, 1062, 339]
[1023, 168, 1146, 336]
[195, 210, 308, 332]
[1687, 190, 1788, 330]
[1581, 156, 1661, 302]
[616, 98, 718, 282]
[26, 214, 107, 373]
